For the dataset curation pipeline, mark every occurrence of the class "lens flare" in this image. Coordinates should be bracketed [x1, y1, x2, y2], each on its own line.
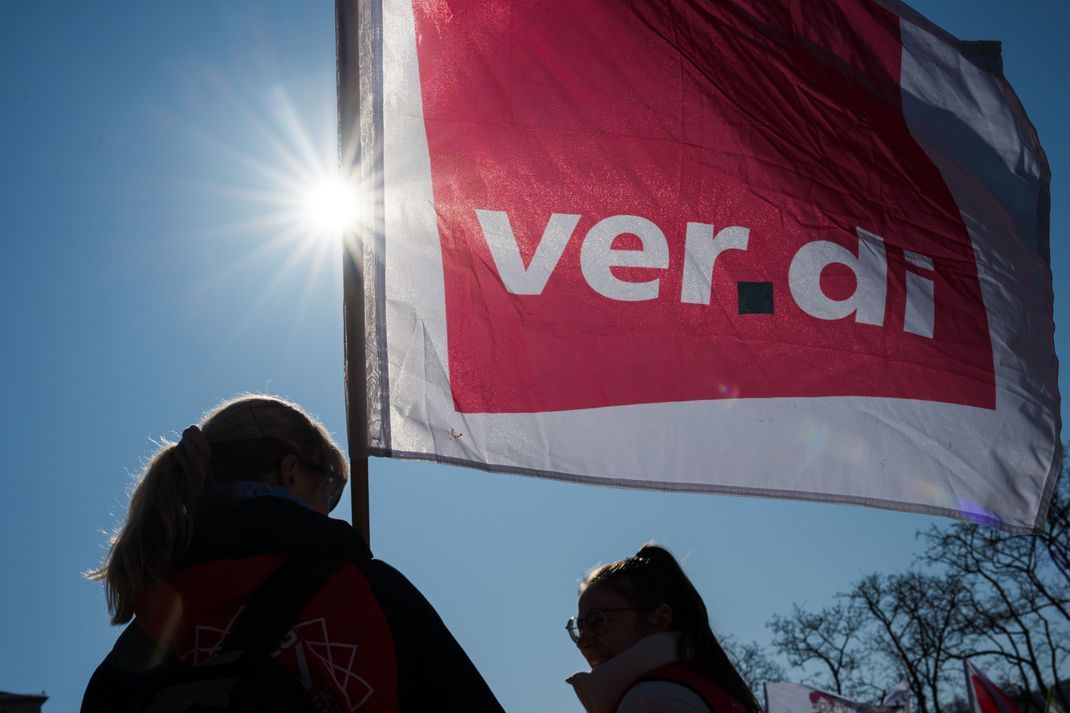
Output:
[301, 175, 360, 240]
[170, 72, 375, 360]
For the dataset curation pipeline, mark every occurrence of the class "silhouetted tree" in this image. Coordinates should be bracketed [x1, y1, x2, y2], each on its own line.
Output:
[766, 459, 1069, 713]
[723, 634, 787, 700]
[850, 572, 971, 713]
[920, 464, 1069, 713]
[769, 602, 869, 698]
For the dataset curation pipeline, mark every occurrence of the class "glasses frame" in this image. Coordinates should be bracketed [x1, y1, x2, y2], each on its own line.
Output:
[300, 458, 343, 512]
[565, 606, 649, 644]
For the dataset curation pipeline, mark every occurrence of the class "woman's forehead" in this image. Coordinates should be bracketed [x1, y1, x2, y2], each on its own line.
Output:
[578, 584, 632, 613]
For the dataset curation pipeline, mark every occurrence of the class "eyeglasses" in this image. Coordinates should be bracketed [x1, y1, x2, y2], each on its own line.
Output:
[565, 607, 648, 644]
[302, 459, 343, 511]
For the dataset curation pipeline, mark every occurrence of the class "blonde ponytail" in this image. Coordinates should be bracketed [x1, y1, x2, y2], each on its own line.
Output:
[88, 395, 348, 625]
[87, 434, 210, 624]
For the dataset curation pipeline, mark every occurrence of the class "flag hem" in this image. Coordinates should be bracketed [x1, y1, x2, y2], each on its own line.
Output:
[366, 448, 1042, 534]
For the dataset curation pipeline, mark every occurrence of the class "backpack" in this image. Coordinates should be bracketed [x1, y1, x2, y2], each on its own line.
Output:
[137, 547, 344, 713]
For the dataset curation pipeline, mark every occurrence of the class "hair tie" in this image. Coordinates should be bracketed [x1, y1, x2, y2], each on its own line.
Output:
[179, 425, 212, 462]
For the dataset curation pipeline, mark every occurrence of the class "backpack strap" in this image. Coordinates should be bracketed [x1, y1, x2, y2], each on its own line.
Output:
[219, 547, 345, 656]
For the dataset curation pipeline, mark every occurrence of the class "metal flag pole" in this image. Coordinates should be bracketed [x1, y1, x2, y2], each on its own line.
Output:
[336, 0, 370, 546]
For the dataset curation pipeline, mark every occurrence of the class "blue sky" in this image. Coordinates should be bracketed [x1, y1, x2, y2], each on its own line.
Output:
[0, 2, 1065, 712]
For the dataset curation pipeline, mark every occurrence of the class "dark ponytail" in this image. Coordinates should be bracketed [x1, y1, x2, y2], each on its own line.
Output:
[582, 544, 762, 713]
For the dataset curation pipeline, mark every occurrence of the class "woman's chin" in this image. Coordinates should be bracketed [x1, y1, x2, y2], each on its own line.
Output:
[584, 654, 609, 668]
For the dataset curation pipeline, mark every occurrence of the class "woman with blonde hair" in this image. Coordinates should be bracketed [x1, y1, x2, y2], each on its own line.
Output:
[82, 395, 503, 712]
[566, 544, 763, 713]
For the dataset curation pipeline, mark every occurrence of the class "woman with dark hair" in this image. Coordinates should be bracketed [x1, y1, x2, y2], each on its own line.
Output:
[566, 544, 763, 713]
[82, 394, 504, 713]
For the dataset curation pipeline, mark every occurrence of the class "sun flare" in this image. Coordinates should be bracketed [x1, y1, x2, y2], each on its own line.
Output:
[300, 175, 360, 240]
[183, 78, 376, 350]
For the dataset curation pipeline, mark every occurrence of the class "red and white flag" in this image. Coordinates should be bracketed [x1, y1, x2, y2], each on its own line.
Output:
[339, 0, 1060, 531]
[766, 682, 872, 713]
[965, 661, 1023, 713]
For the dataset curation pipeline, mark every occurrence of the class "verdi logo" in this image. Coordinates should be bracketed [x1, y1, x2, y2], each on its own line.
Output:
[478, 211, 936, 339]
[412, 0, 994, 414]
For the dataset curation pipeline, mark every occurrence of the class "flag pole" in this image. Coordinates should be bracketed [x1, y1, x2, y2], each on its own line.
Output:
[337, 0, 370, 546]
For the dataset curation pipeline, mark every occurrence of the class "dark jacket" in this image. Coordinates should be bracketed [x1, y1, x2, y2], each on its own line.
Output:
[82, 494, 505, 712]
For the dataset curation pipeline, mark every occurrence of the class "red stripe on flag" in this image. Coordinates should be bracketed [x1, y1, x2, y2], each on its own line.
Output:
[971, 674, 1022, 713]
[414, 0, 994, 414]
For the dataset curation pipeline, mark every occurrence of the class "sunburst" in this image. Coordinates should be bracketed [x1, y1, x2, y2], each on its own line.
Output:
[171, 65, 375, 363]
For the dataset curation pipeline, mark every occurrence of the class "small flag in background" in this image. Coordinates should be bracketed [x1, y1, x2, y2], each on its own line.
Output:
[766, 682, 871, 713]
[882, 678, 911, 711]
[965, 661, 1022, 713]
[340, 0, 1060, 531]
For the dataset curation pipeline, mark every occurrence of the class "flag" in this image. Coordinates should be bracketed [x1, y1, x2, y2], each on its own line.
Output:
[766, 682, 872, 713]
[338, 0, 1059, 531]
[965, 661, 1023, 713]
[882, 678, 911, 710]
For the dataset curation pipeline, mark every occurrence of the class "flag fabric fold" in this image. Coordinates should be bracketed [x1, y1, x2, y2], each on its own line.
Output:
[340, 0, 1059, 531]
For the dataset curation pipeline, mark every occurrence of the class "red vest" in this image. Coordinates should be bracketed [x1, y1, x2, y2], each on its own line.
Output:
[617, 663, 749, 713]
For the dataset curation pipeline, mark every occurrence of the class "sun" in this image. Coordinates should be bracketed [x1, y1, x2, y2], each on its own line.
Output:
[300, 175, 360, 241]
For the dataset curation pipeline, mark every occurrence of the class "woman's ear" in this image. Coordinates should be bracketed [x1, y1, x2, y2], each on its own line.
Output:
[645, 604, 673, 633]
